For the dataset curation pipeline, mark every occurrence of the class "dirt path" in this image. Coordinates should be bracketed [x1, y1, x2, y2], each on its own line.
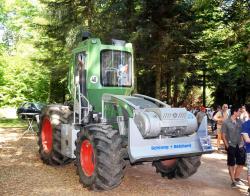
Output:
[0, 127, 248, 196]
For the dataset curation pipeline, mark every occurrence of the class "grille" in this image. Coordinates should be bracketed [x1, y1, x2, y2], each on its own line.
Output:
[162, 112, 186, 120]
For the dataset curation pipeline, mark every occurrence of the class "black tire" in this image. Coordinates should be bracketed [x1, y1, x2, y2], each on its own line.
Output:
[75, 124, 125, 191]
[153, 155, 201, 179]
[38, 105, 72, 165]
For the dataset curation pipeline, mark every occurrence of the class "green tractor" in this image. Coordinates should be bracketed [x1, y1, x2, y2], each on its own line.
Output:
[38, 35, 213, 191]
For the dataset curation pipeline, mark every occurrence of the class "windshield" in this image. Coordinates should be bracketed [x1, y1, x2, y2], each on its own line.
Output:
[101, 50, 132, 87]
[34, 103, 45, 110]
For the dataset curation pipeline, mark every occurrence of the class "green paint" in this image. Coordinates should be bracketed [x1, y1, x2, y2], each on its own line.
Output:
[68, 38, 134, 113]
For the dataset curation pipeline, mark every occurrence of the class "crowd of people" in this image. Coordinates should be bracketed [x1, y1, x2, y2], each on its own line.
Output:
[193, 104, 250, 193]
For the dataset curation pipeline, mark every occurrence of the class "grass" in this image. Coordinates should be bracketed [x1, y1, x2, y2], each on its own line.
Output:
[0, 118, 27, 128]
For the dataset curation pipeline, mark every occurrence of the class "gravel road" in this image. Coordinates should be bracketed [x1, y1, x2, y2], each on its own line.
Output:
[0, 127, 248, 196]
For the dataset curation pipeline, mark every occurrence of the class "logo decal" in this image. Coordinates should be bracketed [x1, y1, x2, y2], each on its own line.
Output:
[173, 113, 177, 118]
[151, 144, 192, 151]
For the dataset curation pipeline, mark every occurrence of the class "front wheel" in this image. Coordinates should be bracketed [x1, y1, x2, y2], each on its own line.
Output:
[153, 155, 201, 179]
[75, 124, 125, 190]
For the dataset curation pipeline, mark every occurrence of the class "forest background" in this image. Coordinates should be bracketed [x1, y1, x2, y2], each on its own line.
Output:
[0, 0, 249, 109]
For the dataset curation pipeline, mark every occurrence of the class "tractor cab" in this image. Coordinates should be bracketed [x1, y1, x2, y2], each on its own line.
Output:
[68, 38, 134, 124]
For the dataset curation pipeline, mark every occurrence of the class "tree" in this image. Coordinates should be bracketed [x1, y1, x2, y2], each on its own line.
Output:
[194, 0, 250, 106]
[1, 0, 248, 108]
[0, 0, 50, 107]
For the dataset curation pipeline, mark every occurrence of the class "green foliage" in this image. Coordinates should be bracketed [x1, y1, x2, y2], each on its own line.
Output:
[0, 0, 249, 107]
[194, 0, 250, 105]
[0, 118, 26, 128]
[0, 0, 50, 107]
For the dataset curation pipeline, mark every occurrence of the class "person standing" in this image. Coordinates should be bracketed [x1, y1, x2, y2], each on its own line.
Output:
[214, 104, 230, 150]
[240, 104, 250, 195]
[212, 105, 221, 134]
[118, 64, 130, 86]
[240, 105, 249, 122]
[222, 105, 245, 188]
[207, 108, 214, 132]
[196, 106, 207, 127]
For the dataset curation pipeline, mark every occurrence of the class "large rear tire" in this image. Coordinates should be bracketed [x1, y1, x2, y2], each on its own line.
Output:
[153, 155, 201, 179]
[38, 105, 72, 165]
[75, 124, 125, 190]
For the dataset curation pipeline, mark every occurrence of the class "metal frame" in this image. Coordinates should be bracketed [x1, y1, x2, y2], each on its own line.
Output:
[101, 94, 140, 120]
[133, 94, 170, 108]
[73, 84, 90, 124]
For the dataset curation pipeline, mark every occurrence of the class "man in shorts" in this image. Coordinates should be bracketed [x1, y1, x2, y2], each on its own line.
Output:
[241, 104, 250, 195]
[222, 105, 245, 188]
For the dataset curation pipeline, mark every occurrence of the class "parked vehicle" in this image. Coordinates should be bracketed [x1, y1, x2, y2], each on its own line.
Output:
[17, 102, 45, 119]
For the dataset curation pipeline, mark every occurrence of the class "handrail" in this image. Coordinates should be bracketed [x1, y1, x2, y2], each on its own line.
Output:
[101, 94, 140, 120]
[73, 84, 90, 124]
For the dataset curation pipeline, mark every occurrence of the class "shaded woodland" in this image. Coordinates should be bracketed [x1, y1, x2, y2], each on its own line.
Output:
[0, 0, 249, 108]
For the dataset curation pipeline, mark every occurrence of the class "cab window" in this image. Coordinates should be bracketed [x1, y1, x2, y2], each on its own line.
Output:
[101, 50, 132, 87]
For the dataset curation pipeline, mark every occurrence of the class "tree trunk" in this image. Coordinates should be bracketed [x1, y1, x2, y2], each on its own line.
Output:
[126, 0, 134, 32]
[87, 0, 94, 30]
[133, 57, 137, 93]
[155, 65, 161, 99]
[173, 78, 179, 107]
[202, 69, 206, 107]
[166, 75, 172, 105]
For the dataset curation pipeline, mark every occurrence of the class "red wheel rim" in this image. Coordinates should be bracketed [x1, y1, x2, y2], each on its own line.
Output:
[41, 118, 53, 153]
[161, 158, 177, 167]
[80, 140, 95, 176]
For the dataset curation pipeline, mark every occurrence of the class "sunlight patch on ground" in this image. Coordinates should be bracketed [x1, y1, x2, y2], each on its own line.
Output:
[0, 127, 37, 144]
[203, 152, 227, 160]
[15, 146, 23, 156]
[221, 168, 229, 174]
[0, 132, 20, 143]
